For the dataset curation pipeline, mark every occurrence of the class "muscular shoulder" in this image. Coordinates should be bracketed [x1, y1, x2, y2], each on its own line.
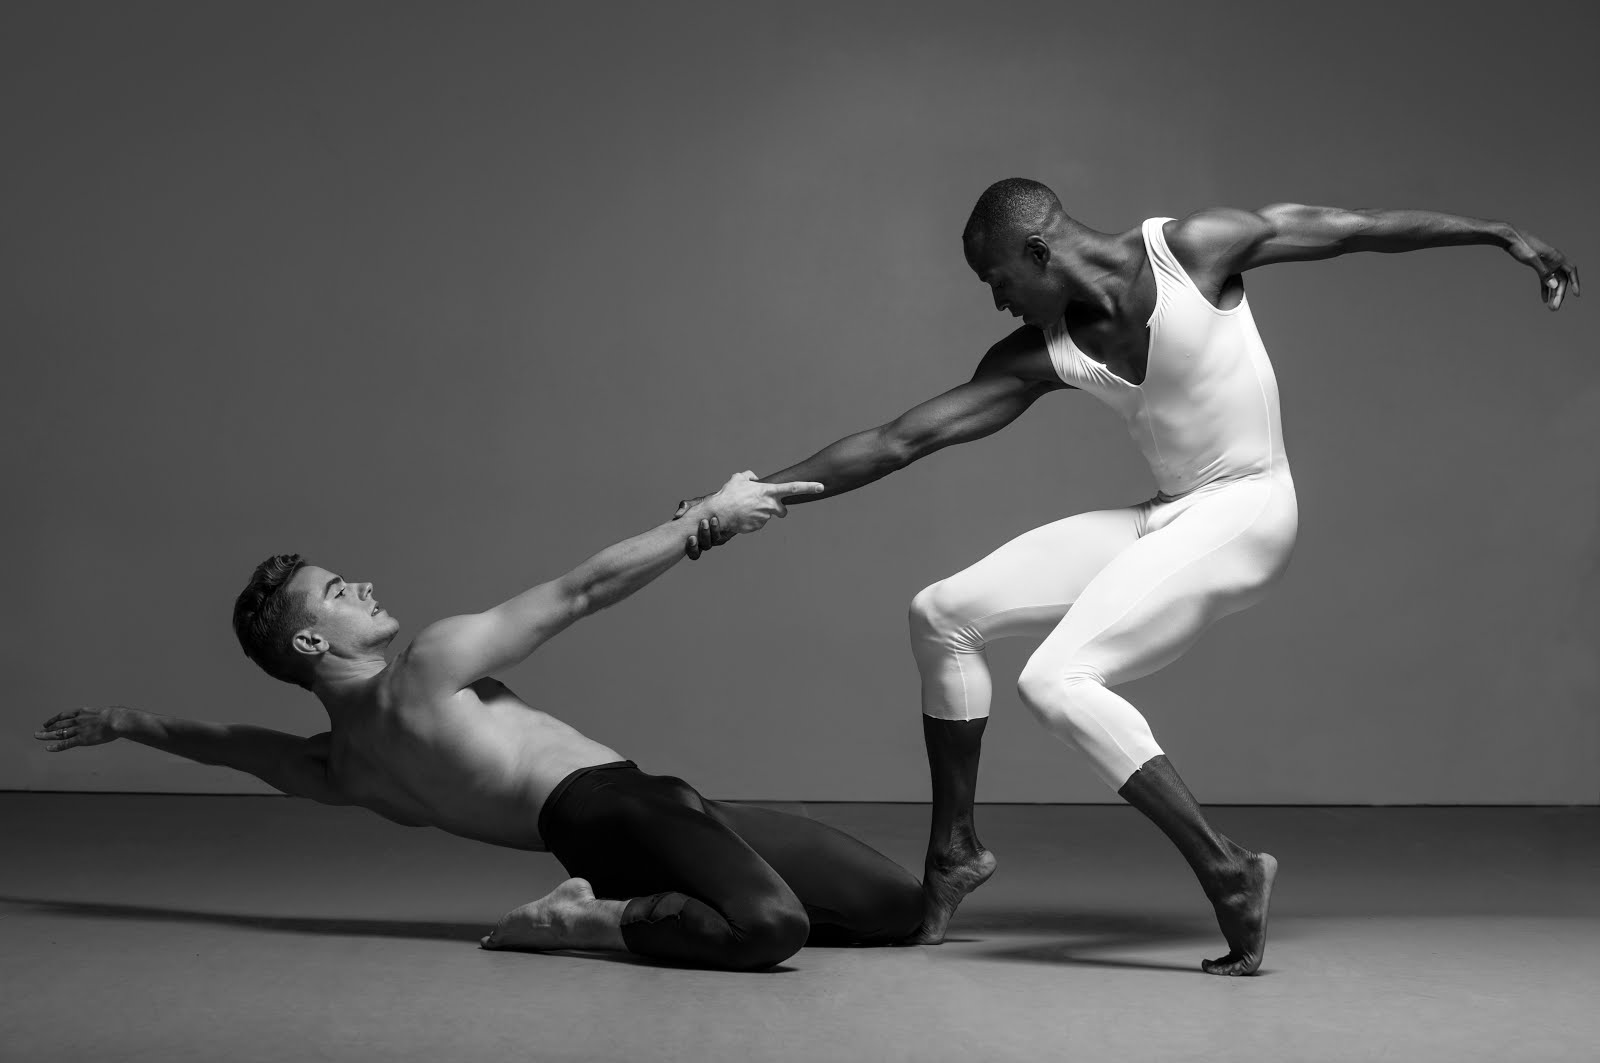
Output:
[388, 617, 477, 692]
[1165, 207, 1275, 269]
[974, 326, 1069, 387]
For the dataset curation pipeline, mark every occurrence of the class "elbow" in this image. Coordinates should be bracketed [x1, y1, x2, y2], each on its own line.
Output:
[558, 574, 597, 621]
[568, 587, 598, 620]
[877, 427, 921, 470]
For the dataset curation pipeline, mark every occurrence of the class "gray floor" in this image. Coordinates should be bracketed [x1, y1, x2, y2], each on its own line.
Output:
[2, 796, 1596, 1063]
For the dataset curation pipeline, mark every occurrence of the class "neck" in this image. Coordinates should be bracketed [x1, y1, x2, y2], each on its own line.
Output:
[1050, 218, 1137, 319]
[311, 653, 388, 722]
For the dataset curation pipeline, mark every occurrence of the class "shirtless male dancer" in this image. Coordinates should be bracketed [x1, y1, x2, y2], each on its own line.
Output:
[675, 179, 1579, 975]
[35, 471, 924, 971]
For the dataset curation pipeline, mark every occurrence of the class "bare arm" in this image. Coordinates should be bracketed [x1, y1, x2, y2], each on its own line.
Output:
[1172, 204, 1579, 309]
[35, 706, 349, 804]
[763, 375, 1056, 502]
[411, 472, 822, 686]
[678, 335, 1067, 520]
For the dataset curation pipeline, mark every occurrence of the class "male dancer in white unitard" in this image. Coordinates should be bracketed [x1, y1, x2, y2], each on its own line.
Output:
[676, 180, 1578, 974]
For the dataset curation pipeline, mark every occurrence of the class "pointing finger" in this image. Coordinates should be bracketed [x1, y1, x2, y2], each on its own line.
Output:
[769, 481, 825, 497]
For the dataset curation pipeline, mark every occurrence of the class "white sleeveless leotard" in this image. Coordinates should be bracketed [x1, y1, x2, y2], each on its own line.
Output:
[1044, 218, 1290, 498]
[909, 218, 1301, 788]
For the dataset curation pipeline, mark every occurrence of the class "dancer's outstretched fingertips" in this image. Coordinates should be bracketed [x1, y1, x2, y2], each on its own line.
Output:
[774, 480, 825, 498]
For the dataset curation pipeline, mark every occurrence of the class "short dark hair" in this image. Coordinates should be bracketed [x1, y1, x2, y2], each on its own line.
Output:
[963, 177, 1063, 245]
[233, 554, 315, 688]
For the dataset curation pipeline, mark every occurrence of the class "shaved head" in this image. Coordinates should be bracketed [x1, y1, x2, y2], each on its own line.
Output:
[961, 178, 1075, 329]
[963, 178, 1065, 252]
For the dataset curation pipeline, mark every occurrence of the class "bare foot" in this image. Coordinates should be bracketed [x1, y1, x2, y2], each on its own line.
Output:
[480, 878, 622, 952]
[1200, 852, 1277, 976]
[904, 848, 997, 945]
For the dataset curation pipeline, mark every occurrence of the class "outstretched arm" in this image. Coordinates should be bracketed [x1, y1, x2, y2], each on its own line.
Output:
[1172, 204, 1580, 310]
[763, 375, 1055, 501]
[676, 335, 1067, 523]
[35, 707, 349, 804]
[411, 471, 823, 687]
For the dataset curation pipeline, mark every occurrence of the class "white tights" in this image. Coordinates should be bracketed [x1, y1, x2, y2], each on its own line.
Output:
[909, 472, 1298, 788]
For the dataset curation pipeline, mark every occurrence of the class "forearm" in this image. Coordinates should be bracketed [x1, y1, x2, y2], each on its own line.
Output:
[112, 709, 300, 776]
[571, 515, 703, 613]
[1268, 204, 1512, 258]
[762, 426, 909, 503]
[1345, 208, 1512, 253]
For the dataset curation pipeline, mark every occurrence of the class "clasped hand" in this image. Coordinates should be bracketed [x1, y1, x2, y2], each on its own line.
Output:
[673, 471, 823, 560]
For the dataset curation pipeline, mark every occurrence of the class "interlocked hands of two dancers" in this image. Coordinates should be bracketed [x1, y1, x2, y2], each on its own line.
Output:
[677, 471, 823, 560]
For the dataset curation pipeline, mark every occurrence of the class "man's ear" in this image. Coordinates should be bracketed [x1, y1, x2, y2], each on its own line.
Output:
[1024, 234, 1051, 267]
[292, 630, 329, 658]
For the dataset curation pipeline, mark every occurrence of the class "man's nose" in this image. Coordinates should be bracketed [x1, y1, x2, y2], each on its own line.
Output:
[358, 583, 374, 600]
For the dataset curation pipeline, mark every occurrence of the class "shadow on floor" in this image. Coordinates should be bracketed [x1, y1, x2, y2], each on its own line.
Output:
[952, 908, 1266, 974]
[0, 895, 800, 972]
[5, 895, 1295, 973]
[2, 894, 482, 942]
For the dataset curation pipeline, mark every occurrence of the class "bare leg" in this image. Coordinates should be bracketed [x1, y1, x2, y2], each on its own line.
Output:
[1117, 756, 1276, 976]
[906, 716, 997, 944]
[481, 878, 626, 952]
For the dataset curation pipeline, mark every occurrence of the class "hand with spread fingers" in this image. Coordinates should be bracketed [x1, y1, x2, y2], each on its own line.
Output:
[1504, 227, 1581, 310]
[34, 707, 125, 752]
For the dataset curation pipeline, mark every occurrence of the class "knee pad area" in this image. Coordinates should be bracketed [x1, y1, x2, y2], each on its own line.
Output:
[908, 583, 983, 652]
[1017, 662, 1104, 704]
[1016, 664, 1107, 733]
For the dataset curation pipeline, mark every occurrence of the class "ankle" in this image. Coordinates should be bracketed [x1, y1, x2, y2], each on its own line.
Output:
[572, 898, 626, 950]
[928, 835, 984, 865]
[1199, 853, 1254, 897]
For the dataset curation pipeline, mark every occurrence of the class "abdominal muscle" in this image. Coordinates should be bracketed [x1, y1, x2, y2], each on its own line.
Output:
[330, 677, 623, 851]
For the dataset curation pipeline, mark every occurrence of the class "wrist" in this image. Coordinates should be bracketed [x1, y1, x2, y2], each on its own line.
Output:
[684, 497, 719, 522]
[108, 706, 143, 738]
[1485, 219, 1515, 249]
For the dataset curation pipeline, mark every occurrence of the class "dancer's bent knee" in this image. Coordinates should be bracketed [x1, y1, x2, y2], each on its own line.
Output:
[1016, 662, 1163, 789]
[909, 581, 993, 722]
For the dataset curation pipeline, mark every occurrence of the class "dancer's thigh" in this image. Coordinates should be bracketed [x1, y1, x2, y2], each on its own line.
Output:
[923, 506, 1145, 641]
[708, 801, 920, 942]
[1028, 478, 1297, 685]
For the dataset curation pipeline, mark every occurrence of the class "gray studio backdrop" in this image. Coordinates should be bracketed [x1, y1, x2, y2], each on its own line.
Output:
[4, 2, 1595, 802]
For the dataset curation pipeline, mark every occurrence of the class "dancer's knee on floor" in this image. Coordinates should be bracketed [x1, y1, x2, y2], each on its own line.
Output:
[726, 890, 810, 970]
